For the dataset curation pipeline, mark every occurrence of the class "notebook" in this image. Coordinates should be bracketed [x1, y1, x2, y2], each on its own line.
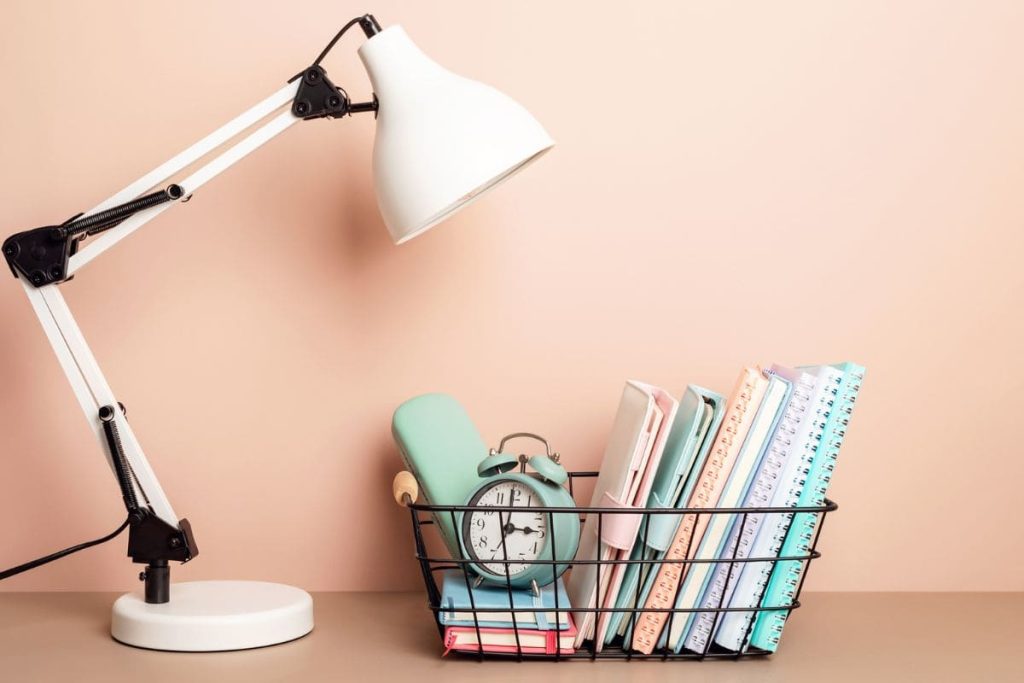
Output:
[680, 367, 815, 653]
[662, 371, 793, 652]
[630, 367, 769, 654]
[747, 361, 865, 652]
[603, 385, 725, 645]
[443, 618, 577, 655]
[438, 570, 571, 630]
[566, 381, 677, 649]
[712, 364, 842, 652]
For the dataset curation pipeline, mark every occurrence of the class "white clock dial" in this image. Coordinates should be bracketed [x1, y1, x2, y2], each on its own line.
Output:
[465, 480, 548, 577]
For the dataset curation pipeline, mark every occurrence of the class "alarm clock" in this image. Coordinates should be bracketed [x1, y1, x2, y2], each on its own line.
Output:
[458, 433, 580, 588]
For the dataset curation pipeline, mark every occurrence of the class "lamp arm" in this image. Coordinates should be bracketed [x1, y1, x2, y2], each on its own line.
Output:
[1, 14, 383, 585]
[5, 12, 382, 284]
[12, 81, 307, 540]
[1, 13, 386, 600]
[72, 88, 301, 276]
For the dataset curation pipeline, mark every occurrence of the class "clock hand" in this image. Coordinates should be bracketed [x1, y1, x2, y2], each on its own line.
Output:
[502, 522, 538, 535]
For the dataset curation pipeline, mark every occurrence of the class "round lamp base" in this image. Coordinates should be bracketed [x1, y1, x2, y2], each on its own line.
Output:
[111, 580, 313, 652]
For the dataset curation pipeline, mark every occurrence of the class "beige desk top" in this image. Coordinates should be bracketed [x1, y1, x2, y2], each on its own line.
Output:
[0, 591, 1019, 682]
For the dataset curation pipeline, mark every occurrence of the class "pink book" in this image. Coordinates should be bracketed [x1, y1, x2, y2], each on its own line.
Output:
[443, 618, 577, 656]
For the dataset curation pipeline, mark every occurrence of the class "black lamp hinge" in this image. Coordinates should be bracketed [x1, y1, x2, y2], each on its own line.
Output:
[291, 66, 350, 120]
[290, 65, 378, 121]
[3, 184, 183, 287]
[2, 225, 76, 286]
[127, 512, 197, 565]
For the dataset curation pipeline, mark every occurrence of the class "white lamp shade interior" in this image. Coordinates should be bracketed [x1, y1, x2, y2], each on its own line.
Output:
[358, 26, 554, 243]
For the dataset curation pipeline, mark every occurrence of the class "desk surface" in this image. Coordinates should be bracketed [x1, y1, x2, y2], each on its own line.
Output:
[0, 591, 1019, 682]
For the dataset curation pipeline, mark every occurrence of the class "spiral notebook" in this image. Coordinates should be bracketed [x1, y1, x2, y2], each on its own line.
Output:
[680, 367, 816, 653]
[630, 367, 769, 654]
[747, 361, 865, 652]
[712, 364, 842, 651]
[662, 371, 793, 652]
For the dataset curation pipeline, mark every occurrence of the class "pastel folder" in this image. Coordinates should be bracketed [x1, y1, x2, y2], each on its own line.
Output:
[391, 394, 488, 560]
[712, 364, 843, 652]
[604, 385, 725, 645]
[566, 380, 677, 649]
[630, 367, 768, 655]
[663, 371, 792, 652]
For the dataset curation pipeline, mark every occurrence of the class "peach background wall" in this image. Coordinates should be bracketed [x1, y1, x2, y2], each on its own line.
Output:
[1, 1, 1021, 593]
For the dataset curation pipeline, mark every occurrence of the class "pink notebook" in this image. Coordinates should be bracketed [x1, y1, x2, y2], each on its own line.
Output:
[443, 618, 577, 656]
[566, 381, 678, 650]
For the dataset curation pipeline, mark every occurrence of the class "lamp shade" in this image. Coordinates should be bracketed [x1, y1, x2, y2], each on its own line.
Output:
[358, 26, 554, 244]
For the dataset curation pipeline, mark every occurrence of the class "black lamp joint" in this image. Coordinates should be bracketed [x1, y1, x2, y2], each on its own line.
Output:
[2, 185, 183, 288]
[291, 66, 350, 120]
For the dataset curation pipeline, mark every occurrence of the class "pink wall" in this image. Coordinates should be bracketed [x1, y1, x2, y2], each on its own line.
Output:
[1, 1, 1021, 593]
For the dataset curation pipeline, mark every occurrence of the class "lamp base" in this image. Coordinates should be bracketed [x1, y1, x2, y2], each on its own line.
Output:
[111, 580, 313, 651]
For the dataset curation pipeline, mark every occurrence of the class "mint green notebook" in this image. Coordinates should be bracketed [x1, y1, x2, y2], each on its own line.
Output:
[748, 362, 864, 652]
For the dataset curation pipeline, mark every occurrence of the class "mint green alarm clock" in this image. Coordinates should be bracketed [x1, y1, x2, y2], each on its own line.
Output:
[458, 433, 580, 589]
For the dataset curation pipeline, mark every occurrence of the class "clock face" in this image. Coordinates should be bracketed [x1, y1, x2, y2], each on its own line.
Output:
[463, 480, 548, 577]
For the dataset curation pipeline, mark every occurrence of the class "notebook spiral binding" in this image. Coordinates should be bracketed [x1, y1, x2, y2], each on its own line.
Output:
[747, 363, 864, 652]
[681, 370, 817, 653]
[402, 475, 836, 661]
[710, 367, 840, 651]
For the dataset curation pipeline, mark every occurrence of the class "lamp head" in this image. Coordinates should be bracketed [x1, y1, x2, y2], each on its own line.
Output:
[358, 26, 554, 244]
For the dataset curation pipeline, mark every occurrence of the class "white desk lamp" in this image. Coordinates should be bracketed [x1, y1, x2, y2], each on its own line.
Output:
[0, 13, 552, 651]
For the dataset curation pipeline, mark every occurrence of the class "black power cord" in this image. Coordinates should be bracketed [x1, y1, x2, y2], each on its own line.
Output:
[0, 516, 130, 581]
[312, 14, 381, 67]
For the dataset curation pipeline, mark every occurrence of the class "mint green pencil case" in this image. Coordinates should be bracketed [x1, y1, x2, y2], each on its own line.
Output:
[392, 394, 487, 559]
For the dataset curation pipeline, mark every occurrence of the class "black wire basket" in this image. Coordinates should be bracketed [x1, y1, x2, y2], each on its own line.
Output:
[397, 471, 836, 661]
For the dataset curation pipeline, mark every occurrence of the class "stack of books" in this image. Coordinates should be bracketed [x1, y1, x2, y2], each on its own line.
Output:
[438, 570, 576, 655]
[565, 362, 864, 654]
